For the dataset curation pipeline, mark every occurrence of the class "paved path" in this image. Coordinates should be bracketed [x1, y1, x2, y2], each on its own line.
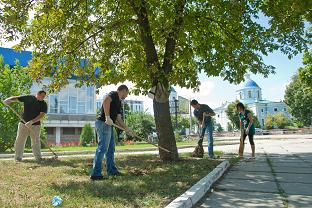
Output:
[197, 138, 312, 208]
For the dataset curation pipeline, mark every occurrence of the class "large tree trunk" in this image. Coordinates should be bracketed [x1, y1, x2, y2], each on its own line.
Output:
[154, 100, 179, 161]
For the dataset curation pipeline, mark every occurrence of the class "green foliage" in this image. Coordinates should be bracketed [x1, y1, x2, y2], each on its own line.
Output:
[80, 123, 95, 146]
[0, 57, 32, 152]
[264, 113, 292, 129]
[0, 0, 309, 91]
[285, 50, 312, 126]
[171, 114, 194, 131]
[126, 112, 155, 140]
[215, 123, 223, 132]
[225, 101, 241, 130]
[227, 122, 234, 132]
[298, 50, 312, 87]
[225, 100, 261, 129]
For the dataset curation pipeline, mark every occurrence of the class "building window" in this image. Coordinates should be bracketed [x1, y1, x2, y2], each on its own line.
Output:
[257, 91, 260, 99]
[63, 127, 76, 135]
[69, 96, 77, 114]
[261, 109, 264, 113]
[49, 94, 58, 113]
[284, 108, 287, 111]
[46, 127, 54, 135]
[60, 101, 68, 113]
[239, 92, 242, 99]
[274, 108, 278, 112]
[248, 91, 251, 98]
[86, 86, 94, 113]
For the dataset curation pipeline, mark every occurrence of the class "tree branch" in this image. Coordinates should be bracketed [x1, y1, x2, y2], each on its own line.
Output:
[128, 0, 161, 84]
[162, 0, 186, 74]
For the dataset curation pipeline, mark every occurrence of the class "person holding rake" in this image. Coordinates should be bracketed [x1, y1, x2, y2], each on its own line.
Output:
[3, 90, 48, 162]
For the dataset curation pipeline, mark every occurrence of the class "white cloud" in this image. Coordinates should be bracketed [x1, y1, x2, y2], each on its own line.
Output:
[175, 80, 217, 107]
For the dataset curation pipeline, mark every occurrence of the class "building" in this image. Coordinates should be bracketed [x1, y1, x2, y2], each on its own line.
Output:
[96, 97, 144, 113]
[169, 87, 178, 114]
[1, 47, 97, 145]
[215, 74, 291, 130]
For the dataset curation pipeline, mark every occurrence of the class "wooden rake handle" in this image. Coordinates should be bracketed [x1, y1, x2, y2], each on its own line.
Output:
[112, 123, 171, 153]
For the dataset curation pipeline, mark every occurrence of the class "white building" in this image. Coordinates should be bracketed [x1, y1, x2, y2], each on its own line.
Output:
[31, 78, 97, 144]
[96, 97, 144, 113]
[215, 74, 291, 130]
[1, 47, 97, 145]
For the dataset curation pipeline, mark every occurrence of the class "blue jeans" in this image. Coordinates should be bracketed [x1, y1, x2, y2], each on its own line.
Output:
[91, 120, 118, 176]
[201, 122, 214, 157]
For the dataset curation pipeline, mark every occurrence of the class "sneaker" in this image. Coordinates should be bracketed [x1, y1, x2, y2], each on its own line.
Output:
[90, 175, 107, 181]
[15, 157, 22, 162]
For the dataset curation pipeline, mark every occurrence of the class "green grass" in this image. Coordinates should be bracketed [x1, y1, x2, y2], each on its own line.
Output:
[0, 153, 223, 208]
[2, 141, 198, 153]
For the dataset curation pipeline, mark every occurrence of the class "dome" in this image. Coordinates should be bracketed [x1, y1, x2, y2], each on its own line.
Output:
[244, 80, 260, 88]
[242, 74, 260, 89]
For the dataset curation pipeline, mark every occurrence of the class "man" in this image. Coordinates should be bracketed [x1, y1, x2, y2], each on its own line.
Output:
[3, 90, 48, 162]
[90, 85, 133, 180]
[190, 99, 216, 158]
[236, 102, 255, 159]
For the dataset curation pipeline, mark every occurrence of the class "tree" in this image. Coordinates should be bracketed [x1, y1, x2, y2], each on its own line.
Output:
[1, 0, 310, 160]
[264, 113, 292, 129]
[225, 100, 261, 129]
[0, 56, 32, 152]
[126, 111, 155, 139]
[285, 50, 312, 126]
[80, 123, 95, 146]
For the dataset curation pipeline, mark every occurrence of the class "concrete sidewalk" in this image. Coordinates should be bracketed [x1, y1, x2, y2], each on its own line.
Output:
[196, 139, 312, 208]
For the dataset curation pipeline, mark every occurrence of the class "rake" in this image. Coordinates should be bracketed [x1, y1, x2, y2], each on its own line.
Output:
[3, 102, 58, 159]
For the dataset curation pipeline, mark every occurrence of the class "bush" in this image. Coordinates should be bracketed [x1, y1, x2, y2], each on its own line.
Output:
[80, 123, 95, 146]
[264, 113, 292, 129]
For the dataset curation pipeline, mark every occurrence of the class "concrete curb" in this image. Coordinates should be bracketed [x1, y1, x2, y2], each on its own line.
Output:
[165, 160, 230, 208]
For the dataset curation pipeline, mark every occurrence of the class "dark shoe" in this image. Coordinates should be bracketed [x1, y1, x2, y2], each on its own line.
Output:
[15, 157, 22, 162]
[108, 171, 123, 177]
[90, 175, 107, 181]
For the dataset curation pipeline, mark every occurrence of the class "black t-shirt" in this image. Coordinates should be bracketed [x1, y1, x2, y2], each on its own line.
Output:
[194, 104, 214, 124]
[98, 91, 122, 122]
[18, 95, 48, 125]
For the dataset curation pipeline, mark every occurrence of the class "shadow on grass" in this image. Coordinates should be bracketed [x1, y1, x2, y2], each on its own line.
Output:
[48, 154, 221, 207]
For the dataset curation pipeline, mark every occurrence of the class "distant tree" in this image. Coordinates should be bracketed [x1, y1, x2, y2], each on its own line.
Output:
[225, 100, 261, 129]
[285, 50, 312, 126]
[126, 112, 155, 139]
[0, 57, 32, 152]
[80, 123, 95, 146]
[264, 113, 292, 129]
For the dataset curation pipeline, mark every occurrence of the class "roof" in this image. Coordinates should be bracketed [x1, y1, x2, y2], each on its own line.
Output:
[243, 79, 260, 88]
[0, 47, 32, 67]
[0, 47, 99, 79]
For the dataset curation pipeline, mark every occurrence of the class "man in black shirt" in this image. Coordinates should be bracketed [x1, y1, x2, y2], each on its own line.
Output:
[191, 99, 216, 158]
[90, 85, 133, 180]
[4, 90, 48, 162]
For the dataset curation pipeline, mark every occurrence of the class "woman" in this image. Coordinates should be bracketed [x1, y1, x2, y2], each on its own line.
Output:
[236, 102, 255, 159]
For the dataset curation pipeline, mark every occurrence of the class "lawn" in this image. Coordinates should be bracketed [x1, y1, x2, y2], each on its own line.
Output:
[0, 153, 223, 208]
[2, 141, 199, 154]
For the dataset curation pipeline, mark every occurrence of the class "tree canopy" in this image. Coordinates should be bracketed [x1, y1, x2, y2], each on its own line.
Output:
[0, 0, 310, 92]
[284, 50, 312, 126]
